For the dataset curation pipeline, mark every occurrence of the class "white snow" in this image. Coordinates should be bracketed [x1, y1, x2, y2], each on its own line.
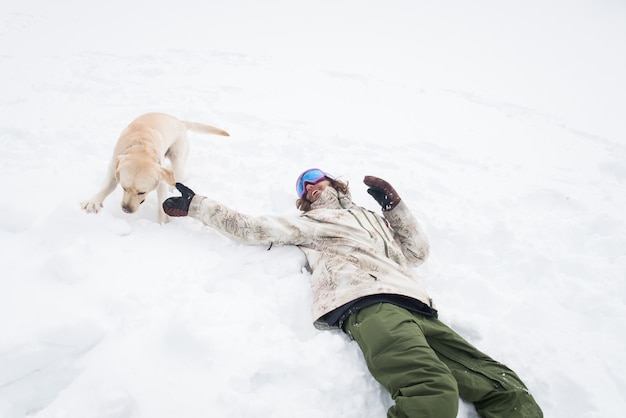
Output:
[1, 1, 625, 417]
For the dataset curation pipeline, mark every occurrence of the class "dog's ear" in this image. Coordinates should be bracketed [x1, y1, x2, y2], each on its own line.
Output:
[114, 155, 127, 182]
[159, 167, 176, 186]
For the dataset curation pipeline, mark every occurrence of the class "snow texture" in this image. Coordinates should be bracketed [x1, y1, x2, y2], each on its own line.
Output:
[1, 1, 625, 417]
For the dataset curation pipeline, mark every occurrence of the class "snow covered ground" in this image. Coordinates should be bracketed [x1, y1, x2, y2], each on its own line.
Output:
[1, 1, 625, 417]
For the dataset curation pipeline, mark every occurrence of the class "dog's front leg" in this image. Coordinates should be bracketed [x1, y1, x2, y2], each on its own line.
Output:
[157, 181, 170, 224]
[81, 162, 118, 213]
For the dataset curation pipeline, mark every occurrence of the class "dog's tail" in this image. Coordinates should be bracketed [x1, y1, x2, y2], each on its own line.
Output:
[182, 121, 230, 137]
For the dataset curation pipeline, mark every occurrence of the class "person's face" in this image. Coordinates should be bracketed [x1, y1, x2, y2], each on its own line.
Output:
[305, 179, 331, 202]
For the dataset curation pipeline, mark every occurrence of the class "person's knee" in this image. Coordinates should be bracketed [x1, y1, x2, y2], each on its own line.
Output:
[507, 388, 543, 418]
[476, 386, 543, 418]
[390, 373, 459, 418]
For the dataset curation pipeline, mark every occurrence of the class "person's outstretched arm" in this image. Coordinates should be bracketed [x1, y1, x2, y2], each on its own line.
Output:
[163, 183, 310, 247]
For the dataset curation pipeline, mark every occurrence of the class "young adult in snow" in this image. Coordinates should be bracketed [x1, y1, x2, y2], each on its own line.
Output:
[162, 168, 543, 418]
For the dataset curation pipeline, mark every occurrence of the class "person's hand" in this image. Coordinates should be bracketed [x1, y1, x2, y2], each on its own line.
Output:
[363, 176, 401, 211]
[163, 183, 196, 217]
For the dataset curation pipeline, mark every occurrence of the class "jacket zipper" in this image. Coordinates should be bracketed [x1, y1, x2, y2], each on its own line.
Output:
[348, 209, 390, 258]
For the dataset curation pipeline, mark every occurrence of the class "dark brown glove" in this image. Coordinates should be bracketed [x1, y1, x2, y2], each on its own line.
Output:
[163, 183, 195, 217]
[363, 176, 401, 211]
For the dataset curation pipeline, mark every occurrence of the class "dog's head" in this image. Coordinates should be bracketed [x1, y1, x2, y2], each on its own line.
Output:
[115, 156, 175, 214]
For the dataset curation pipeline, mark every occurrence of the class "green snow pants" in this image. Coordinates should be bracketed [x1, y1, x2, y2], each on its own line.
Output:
[343, 303, 543, 418]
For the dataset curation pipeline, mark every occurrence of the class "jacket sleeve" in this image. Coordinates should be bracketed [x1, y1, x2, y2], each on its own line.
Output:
[187, 195, 310, 246]
[383, 201, 430, 266]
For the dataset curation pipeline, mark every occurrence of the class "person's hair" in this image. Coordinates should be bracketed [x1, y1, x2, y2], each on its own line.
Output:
[296, 178, 349, 212]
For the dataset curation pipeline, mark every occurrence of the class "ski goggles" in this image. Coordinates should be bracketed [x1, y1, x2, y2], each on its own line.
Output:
[296, 168, 333, 198]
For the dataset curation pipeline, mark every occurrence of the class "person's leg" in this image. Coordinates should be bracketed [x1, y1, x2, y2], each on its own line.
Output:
[344, 303, 459, 418]
[423, 318, 543, 418]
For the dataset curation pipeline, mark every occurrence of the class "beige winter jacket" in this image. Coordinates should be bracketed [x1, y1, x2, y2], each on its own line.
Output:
[188, 186, 432, 329]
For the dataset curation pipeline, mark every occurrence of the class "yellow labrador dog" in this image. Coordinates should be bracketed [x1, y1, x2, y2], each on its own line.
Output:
[81, 112, 229, 223]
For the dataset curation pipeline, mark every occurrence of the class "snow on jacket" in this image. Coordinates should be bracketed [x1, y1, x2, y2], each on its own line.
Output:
[188, 186, 432, 329]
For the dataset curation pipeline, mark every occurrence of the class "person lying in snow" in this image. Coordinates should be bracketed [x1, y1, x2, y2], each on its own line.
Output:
[163, 168, 543, 418]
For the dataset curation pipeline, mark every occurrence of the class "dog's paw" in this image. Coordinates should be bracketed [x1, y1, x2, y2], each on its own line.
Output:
[81, 200, 102, 213]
